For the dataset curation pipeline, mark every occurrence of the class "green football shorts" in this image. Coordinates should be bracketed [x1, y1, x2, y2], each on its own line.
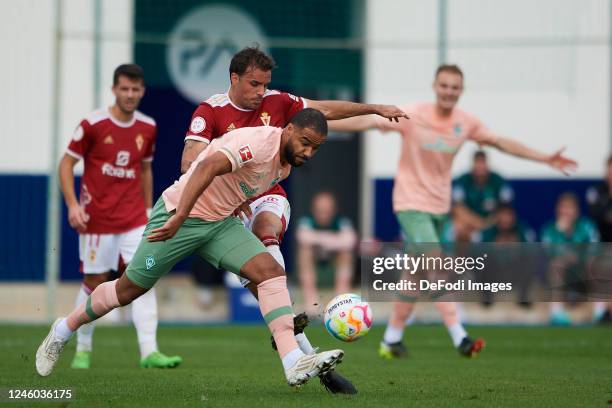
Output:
[126, 198, 266, 289]
[395, 210, 448, 244]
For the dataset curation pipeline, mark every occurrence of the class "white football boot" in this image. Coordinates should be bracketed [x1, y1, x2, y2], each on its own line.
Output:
[285, 349, 344, 386]
[36, 318, 68, 376]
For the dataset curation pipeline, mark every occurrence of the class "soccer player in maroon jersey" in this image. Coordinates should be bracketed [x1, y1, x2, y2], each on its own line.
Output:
[58, 64, 182, 369]
[179, 47, 408, 394]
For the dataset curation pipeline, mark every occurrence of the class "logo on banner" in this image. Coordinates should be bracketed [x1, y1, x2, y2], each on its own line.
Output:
[166, 5, 269, 105]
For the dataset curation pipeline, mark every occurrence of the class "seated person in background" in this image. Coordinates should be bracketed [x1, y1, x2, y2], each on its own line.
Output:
[452, 150, 514, 234]
[478, 204, 536, 307]
[296, 191, 357, 316]
[479, 203, 535, 243]
[541, 193, 599, 325]
[585, 154, 612, 323]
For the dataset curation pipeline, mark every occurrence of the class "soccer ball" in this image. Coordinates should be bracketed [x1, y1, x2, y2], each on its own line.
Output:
[323, 293, 373, 342]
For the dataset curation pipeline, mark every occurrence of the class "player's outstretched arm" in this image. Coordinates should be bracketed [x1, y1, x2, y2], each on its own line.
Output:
[485, 136, 578, 175]
[58, 153, 88, 232]
[181, 140, 208, 174]
[327, 115, 379, 133]
[141, 160, 153, 209]
[147, 152, 232, 242]
[306, 99, 408, 122]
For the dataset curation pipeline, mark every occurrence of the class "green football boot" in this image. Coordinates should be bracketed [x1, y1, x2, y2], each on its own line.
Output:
[378, 341, 409, 359]
[71, 351, 91, 369]
[140, 351, 183, 368]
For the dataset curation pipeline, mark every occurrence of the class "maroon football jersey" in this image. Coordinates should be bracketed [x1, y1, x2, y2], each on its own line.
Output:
[184, 90, 307, 198]
[66, 108, 156, 234]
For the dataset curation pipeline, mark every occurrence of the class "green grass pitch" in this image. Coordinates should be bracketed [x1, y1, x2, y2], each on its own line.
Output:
[1, 324, 610, 407]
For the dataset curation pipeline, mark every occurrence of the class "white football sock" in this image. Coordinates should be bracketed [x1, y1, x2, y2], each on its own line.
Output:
[75, 285, 95, 352]
[295, 333, 315, 355]
[131, 288, 159, 358]
[54, 318, 73, 342]
[448, 322, 467, 347]
[266, 244, 285, 269]
[383, 324, 404, 344]
[282, 348, 305, 370]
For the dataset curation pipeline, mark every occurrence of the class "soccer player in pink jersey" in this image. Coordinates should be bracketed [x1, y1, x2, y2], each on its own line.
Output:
[58, 64, 181, 369]
[329, 64, 577, 358]
[37, 109, 346, 388]
[179, 46, 407, 393]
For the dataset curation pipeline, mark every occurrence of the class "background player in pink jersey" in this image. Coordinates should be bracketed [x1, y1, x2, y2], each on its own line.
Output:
[178, 46, 408, 394]
[329, 64, 577, 359]
[38, 109, 346, 388]
[58, 64, 181, 369]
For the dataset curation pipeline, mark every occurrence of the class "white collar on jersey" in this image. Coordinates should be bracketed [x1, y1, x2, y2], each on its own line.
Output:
[107, 106, 136, 128]
[226, 87, 254, 112]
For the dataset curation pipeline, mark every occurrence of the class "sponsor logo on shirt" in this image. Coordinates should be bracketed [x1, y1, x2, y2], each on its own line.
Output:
[190, 116, 206, 133]
[269, 177, 281, 188]
[101, 163, 136, 179]
[239, 181, 258, 198]
[104, 134, 114, 144]
[422, 137, 459, 153]
[115, 151, 130, 166]
[260, 112, 271, 126]
[238, 145, 254, 164]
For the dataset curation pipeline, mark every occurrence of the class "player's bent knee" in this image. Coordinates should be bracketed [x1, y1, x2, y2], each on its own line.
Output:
[251, 212, 283, 240]
[83, 272, 111, 290]
[115, 273, 149, 306]
[241, 252, 286, 285]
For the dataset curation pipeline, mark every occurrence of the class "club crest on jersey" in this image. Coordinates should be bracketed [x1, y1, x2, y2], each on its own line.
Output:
[190, 116, 206, 133]
[135, 134, 144, 151]
[104, 134, 114, 144]
[238, 145, 254, 164]
[260, 112, 271, 126]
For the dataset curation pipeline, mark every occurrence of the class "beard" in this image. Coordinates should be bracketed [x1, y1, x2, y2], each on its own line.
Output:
[284, 144, 303, 167]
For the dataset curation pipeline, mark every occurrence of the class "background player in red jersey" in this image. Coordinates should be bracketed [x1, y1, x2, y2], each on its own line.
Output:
[179, 46, 408, 394]
[58, 64, 182, 370]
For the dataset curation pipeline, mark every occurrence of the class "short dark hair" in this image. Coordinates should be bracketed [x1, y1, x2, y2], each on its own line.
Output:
[229, 46, 276, 76]
[557, 192, 579, 207]
[473, 150, 487, 161]
[290, 108, 328, 136]
[435, 64, 464, 79]
[113, 64, 145, 85]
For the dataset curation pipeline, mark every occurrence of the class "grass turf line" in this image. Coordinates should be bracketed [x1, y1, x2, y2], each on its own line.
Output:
[1, 325, 610, 407]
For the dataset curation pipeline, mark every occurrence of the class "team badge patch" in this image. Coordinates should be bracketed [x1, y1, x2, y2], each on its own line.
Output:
[190, 116, 206, 133]
[145, 255, 156, 270]
[260, 112, 270, 126]
[135, 134, 144, 151]
[238, 145, 254, 164]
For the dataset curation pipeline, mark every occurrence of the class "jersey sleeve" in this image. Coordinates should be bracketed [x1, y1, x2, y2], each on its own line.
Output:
[215, 128, 276, 172]
[280, 92, 307, 120]
[467, 116, 497, 145]
[143, 126, 156, 162]
[185, 103, 215, 144]
[66, 119, 94, 160]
